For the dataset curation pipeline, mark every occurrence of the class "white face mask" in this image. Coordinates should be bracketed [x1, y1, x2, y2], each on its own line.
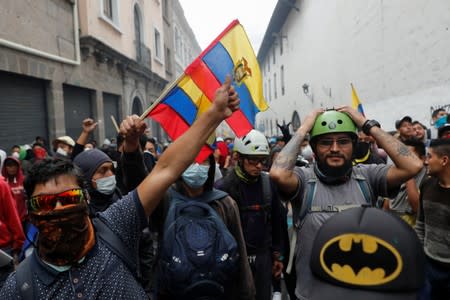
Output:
[94, 175, 116, 195]
[181, 163, 209, 189]
[56, 147, 68, 157]
[301, 144, 314, 161]
[12, 152, 20, 159]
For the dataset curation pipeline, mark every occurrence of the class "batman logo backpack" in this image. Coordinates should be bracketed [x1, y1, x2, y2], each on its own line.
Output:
[158, 188, 239, 299]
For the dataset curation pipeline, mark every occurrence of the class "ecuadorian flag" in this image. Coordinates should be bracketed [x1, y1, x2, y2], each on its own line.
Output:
[351, 83, 365, 117]
[146, 19, 268, 162]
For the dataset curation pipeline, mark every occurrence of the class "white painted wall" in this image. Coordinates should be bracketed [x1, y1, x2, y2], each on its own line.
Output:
[257, 0, 450, 135]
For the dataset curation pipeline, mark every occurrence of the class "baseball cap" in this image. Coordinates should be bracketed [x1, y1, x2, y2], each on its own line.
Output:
[309, 207, 425, 300]
[55, 136, 75, 147]
[438, 123, 450, 138]
[395, 116, 412, 129]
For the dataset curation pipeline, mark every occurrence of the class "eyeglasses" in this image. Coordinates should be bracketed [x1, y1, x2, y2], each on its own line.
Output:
[316, 138, 353, 148]
[245, 157, 268, 166]
[29, 188, 85, 212]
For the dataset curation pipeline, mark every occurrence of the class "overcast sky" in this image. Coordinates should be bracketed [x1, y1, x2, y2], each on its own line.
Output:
[178, 0, 278, 53]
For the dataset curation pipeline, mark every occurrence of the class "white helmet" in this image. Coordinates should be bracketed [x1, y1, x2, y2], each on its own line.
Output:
[233, 129, 269, 156]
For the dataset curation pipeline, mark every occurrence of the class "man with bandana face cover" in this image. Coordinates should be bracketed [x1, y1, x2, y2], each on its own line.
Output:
[269, 107, 423, 300]
[0, 76, 240, 299]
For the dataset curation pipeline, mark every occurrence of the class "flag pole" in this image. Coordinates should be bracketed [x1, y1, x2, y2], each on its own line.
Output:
[110, 115, 120, 133]
[139, 74, 184, 120]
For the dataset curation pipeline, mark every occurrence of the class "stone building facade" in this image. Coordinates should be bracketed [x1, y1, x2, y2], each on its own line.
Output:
[0, 0, 201, 150]
[257, 0, 450, 136]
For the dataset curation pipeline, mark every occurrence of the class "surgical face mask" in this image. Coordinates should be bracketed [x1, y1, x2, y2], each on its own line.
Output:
[94, 175, 116, 195]
[435, 115, 447, 128]
[56, 147, 68, 157]
[181, 163, 209, 189]
[301, 144, 314, 161]
[12, 152, 20, 159]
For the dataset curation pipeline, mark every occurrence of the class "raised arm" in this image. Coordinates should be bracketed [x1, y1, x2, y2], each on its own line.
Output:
[76, 118, 98, 146]
[270, 109, 323, 197]
[71, 118, 98, 159]
[121, 76, 239, 216]
[337, 106, 423, 189]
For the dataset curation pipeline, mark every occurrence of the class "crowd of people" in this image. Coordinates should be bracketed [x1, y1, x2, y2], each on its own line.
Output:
[0, 80, 449, 300]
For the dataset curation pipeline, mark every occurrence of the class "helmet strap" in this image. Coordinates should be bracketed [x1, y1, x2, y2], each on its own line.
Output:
[234, 161, 258, 184]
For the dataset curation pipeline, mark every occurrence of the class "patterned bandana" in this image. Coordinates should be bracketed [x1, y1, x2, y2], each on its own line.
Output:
[30, 202, 95, 266]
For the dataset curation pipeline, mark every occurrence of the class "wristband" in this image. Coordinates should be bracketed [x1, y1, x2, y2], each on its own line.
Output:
[362, 119, 381, 136]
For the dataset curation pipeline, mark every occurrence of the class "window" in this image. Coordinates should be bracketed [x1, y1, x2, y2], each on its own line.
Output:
[165, 47, 172, 73]
[267, 60, 270, 72]
[272, 47, 276, 64]
[154, 28, 162, 60]
[174, 27, 181, 59]
[99, 0, 120, 30]
[292, 111, 301, 131]
[281, 65, 285, 96]
[279, 34, 283, 55]
[162, 0, 169, 20]
[268, 78, 272, 102]
[274, 73, 277, 99]
[132, 97, 143, 116]
[134, 5, 142, 61]
[103, 0, 112, 19]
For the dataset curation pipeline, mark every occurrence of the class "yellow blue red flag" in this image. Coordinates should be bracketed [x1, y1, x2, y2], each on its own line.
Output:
[351, 83, 365, 117]
[145, 19, 268, 162]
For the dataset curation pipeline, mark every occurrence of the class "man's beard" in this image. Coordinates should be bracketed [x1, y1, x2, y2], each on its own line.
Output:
[315, 155, 353, 185]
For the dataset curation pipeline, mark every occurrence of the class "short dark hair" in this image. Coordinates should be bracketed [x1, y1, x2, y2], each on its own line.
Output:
[432, 108, 446, 119]
[412, 121, 427, 130]
[24, 157, 84, 199]
[403, 138, 426, 158]
[429, 139, 450, 157]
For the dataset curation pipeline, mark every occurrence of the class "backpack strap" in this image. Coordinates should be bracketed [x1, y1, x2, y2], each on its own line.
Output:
[354, 175, 372, 205]
[298, 173, 373, 224]
[16, 255, 34, 300]
[295, 177, 317, 228]
[92, 217, 139, 279]
[261, 171, 272, 207]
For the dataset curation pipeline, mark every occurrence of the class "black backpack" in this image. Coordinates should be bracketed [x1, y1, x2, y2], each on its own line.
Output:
[158, 188, 239, 299]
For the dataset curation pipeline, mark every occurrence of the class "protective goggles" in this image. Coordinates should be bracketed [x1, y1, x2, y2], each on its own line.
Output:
[244, 156, 268, 166]
[29, 188, 85, 212]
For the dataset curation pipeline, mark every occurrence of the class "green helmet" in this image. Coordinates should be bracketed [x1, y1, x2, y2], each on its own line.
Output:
[310, 110, 357, 140]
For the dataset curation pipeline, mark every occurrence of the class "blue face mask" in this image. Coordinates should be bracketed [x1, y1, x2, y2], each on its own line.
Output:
[435, 115, 447, 128]
[94, 175, 116, 195]
[181, 163, 209, 189]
